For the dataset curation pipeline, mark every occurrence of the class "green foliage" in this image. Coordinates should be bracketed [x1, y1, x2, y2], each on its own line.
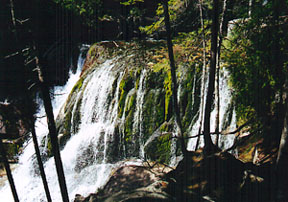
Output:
[139, 0, 214, 36]
[53, 0, 103, 26]
[172, 29, 210, 67]
[139, 0, 182, 35]
[223, 2, 288, 135]
[120, 0, 144, 6]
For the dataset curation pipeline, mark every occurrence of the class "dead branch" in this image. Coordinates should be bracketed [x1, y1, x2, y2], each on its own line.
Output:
[4, 51, 19, 59]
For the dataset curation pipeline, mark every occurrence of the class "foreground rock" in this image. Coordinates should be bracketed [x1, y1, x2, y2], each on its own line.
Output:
[74, 162, 173, 202]
[166, 151, 274, 202]
[74, 151, 276, 202]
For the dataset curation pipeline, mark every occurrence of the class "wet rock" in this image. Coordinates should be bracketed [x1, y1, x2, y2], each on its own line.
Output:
[74, 163, 173, 202]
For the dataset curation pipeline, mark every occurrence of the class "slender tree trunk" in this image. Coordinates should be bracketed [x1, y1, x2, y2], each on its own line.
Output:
[8, 0, 52, 200]
[35, 55, 70, 202]
[276, 81, 288, 201]
[196, 0, 207, 150]
[0, 140, 19, 202]
[203, 0, 219, 153]
[215, 0, 227, 146]
[23, 90, 52, 202]
[9, 0, 16, 27]
[214, 65, 220, 146]
[162, 0, 187, 156]
[29, 118, 52, 202]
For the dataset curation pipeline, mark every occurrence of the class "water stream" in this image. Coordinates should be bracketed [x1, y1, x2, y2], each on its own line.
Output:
[187, 67, 236, 151]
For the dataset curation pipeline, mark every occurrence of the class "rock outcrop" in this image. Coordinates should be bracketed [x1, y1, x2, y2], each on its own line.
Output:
[74, 162, 173, 202]
[75, 151, 273, 202]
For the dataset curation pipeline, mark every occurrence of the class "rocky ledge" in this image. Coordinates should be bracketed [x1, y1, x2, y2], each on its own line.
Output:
[74, 150, 274, 202]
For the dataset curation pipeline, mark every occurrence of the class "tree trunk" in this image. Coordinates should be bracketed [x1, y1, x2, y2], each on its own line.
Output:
[196, 0, 207, 150]
[276, 81, 288, 201]
[9, 0, 16, 27]
[35, 55, 70, 202]
[0, 140, 19, 202]
[162, 0, 187, 156]
[215, 0, 227, 146]
[214, 64, 220, 146]
[8, 1, 52, 200]
[203, 0, 219, 153]
[29, 118, 52, 202]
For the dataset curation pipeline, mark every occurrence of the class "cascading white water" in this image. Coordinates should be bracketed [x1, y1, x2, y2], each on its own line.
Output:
[0, 44, 237, 201]
[187, 68, 236, 151]
[0, 46, 119, 201]
[119, 88, 136, 157]
[132, 69, 147, 159]
[0, 47, 89, 201]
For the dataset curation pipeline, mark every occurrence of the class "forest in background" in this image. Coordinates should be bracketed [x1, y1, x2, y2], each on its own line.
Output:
[1, 0, 288, 201]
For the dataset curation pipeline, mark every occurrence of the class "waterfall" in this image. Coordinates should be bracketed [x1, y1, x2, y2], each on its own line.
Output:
[0, 44, 237, 201]
[119, 88, 136, 157]
[187, 67, 236, 151]
[0, 46, 120, 201]
[132, 69, 147, 159]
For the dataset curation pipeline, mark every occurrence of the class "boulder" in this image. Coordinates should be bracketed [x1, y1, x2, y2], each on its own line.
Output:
[74, 163, 173, 202]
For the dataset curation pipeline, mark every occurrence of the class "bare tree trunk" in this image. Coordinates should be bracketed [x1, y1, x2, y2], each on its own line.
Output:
[276, 81, 288, 201]
[29, 118, 52, 202]
[162, 0, 187, 156]
[0, 140, 19, 202]
[196, 0, 207, 150]
[214, 65, 220, 146]
[9, 0, 16, 27]
[8, 0, 52, 200]
[203, 0, 219, 153]
[35, 55, 70, 202]
[215, 0, 227, 147]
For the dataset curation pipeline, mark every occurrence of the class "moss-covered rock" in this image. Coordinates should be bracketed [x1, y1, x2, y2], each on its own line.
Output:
[118, 72, 135, 118]
[49, 41, 209, 164]
[144, 121, 175, 163]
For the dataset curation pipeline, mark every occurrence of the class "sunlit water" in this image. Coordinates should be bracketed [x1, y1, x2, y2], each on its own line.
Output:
[0, 46, 236, 201]
[187, 68, 236, 151]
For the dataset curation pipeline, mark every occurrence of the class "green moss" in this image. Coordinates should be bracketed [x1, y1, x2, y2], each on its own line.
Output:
[180, 68, 201, 132]
[135, 76, 140, 90]
[46, 106, 74, 157]
[164, 70, 172, 121]
[156, 134, 172, 163]
[64, 76, 86, 115]
[124, 109, 134, 142]
[142, 89, 165, 143]
[127, 93, 136, 112]
[72, 96, 83, 134]
[118, 73, 134, 117]
[72, 77, 84, 93]
[145, 121, 174, 164]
